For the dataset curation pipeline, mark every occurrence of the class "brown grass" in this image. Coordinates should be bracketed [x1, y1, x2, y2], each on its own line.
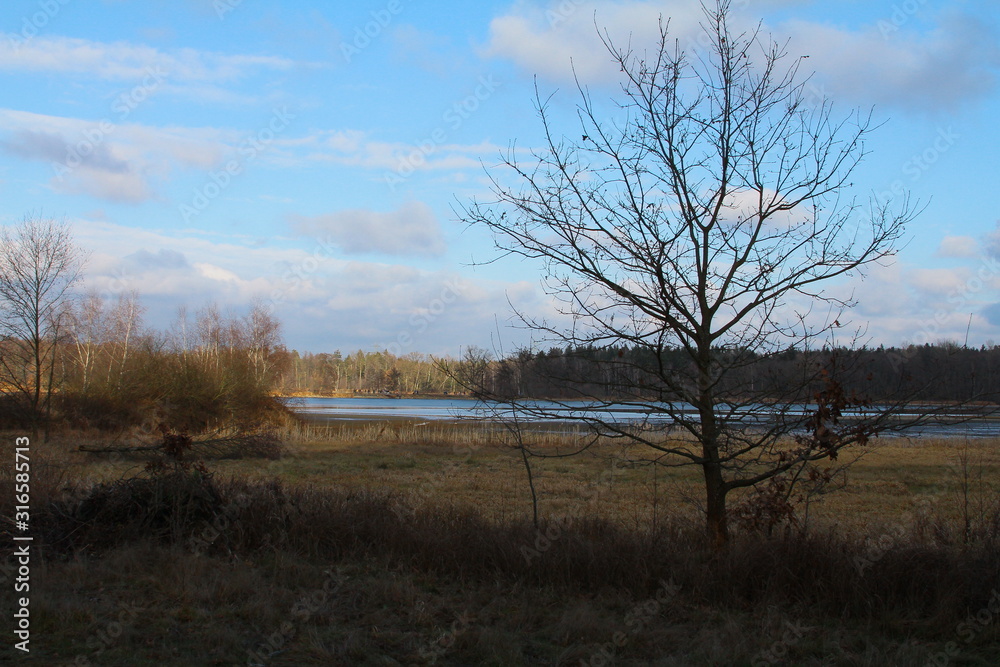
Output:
[2, 426, 999, 665]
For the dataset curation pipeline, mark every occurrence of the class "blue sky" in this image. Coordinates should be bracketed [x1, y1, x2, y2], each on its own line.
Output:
[1, 0, 999, 354]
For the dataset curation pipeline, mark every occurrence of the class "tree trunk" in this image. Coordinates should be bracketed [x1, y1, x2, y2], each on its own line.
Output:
[704, 461, 729, 549]
[698, 340, 729, 548]
[32, 327, 42, 442]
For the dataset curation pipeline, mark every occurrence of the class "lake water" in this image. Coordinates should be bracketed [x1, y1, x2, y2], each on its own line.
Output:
[288, 396, 685, 426]
[288, 397, 487, 422]
[286, 397, 999, 438]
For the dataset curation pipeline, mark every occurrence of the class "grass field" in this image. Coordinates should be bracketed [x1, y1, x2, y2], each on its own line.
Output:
[2, 422, 999, 665]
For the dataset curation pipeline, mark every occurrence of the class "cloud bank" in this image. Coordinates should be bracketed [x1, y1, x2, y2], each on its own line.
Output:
[290, 201, 447, 257]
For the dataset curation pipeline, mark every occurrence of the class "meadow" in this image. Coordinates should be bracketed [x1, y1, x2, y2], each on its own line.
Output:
[2, 421, 999, 665]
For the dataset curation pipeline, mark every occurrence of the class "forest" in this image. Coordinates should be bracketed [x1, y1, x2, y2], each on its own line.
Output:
[2, 282, 998, 437]
[275, 341, 1000, 405]
[277, 348, 460, 396]
[445, 343, 1000, 404]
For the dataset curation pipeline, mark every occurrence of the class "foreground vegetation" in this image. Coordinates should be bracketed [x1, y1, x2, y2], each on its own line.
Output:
[2, 423, 998, 665]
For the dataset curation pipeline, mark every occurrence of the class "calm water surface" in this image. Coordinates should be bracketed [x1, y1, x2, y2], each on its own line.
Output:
[286, 397, 999, 438]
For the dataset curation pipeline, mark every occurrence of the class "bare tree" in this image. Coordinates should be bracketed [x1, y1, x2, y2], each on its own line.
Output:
[244, 298, 282, 386]
[458, 1, 923, 547]
[195, 303, 224, 371]
[0, 214, 83, 438]
[107, 290, 145, 389]
[67, 289, 107, 393]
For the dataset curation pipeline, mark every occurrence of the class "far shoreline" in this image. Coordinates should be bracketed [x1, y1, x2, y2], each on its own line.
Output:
[278, 392, 470, 400]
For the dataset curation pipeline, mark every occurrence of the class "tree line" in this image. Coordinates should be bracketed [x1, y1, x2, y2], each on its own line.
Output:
[277, 349, 460, 396]
[274, 342, 1000, 404]
[453, 343, 1000, 404]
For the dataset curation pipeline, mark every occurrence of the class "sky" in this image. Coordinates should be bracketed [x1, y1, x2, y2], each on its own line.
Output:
[1, 0, 999, 355]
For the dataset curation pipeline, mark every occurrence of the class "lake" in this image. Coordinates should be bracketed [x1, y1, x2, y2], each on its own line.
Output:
[285, 396, 999, 438]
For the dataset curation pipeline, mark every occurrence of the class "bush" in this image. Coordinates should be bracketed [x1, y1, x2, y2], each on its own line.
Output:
[0, 392, 32, 429]
[57, 388, 153, 431]
[57, 349, 290, 434]
[72, 467, 222, 546]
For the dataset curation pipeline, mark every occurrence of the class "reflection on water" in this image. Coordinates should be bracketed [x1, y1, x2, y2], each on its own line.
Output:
[286, 397, 998, 438]
[289, 397, 481, 421]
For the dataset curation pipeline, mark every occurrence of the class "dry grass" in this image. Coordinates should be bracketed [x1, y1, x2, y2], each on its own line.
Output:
[237, 423, 1000, 538]
[2, 426, 999, 665]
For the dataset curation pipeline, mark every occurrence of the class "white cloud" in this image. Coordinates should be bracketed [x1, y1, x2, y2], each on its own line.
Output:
[63, 167, 153, 203]
[781, 13, 1000, 112]
[195, 263, 242, 283]
[298, 129, 501, 174]
[390, 25, 457, 74]
[987, 222, 1000, 259]
[482, 1, 707, 84]
[937, 235, 979, 258]
[482, 2, 1000, 113]
[720, 188, 811, 228]
[0, 35, 294, 83]
[0, 109, 239, 202]
[845, 258, 1000, 346]
[290, 201, 447, 257]
[0, 108, 497, 204]
[910, 267, 967, 296]
[63, 217, 536, 354]
[123, 248, 190, 270]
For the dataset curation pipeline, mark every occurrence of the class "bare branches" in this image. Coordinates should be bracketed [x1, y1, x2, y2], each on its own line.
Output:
[457, 1, 926, 547]
[0, 214, 83, 438]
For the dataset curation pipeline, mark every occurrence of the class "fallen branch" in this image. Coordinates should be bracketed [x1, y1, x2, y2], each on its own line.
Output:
[78, 444, 161, 453]
[77, 432, 283, 460]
